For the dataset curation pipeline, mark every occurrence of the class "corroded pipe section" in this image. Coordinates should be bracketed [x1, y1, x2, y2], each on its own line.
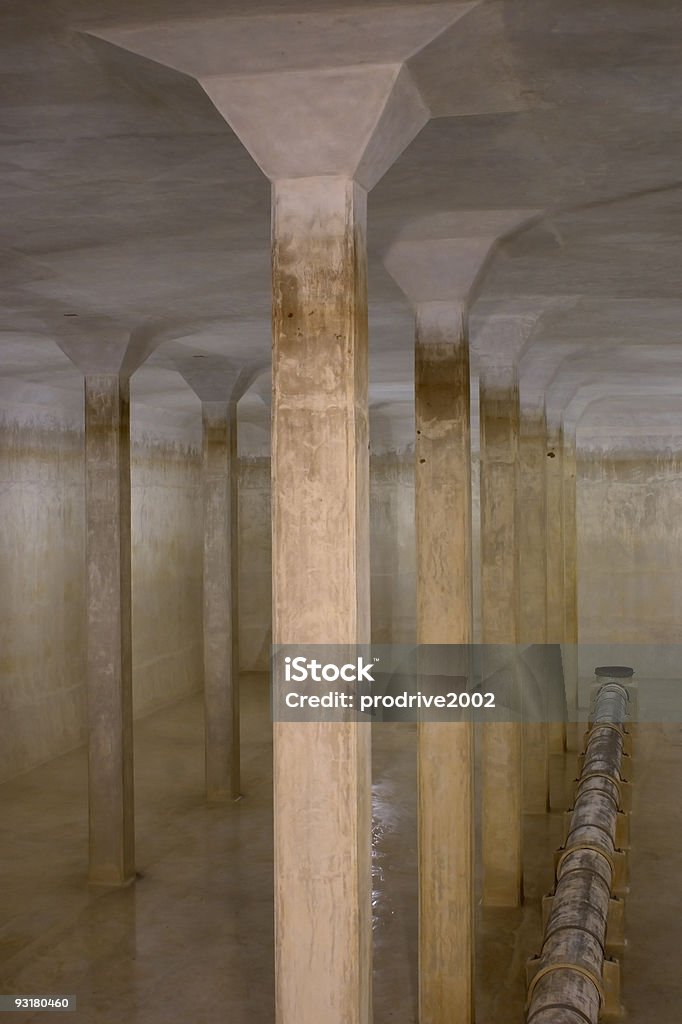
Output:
[527, 680, 630, 1023]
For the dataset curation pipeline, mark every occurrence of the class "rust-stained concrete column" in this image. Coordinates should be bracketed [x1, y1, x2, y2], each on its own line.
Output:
[174, 355, 261, 803]
[563, 426, 579, 728]
[415, 303, 474, 1024]
[201, 400, 240, 800]
[546, 423, 567, 753]
[57, 318, 167, 887]
[519, 408, 548, 643]
[272, 175, 371, 1024]
[479, 364, 523, 907]
[86, 10, 475, 1021]
[384, 221, 539, 1023]
[519, 407, 550, 813]
[84, 374, 135, 886]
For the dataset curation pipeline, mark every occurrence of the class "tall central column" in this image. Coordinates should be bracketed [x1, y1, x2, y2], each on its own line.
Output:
[479, 363, 523, 907]
[85, 10, 474, 1020]
[84, 374, 135, 886]
[202, 400, 240, 800]
[415, 302, 474, 1024]
[272, 176, 371, 1024]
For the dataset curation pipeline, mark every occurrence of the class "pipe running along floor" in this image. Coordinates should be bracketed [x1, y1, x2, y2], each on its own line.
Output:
[0, 675, 679, 1022]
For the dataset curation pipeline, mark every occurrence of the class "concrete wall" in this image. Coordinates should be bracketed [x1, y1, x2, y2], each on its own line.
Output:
[0, 411, 87, 783]
[0, 410, 432, 776]
[0, 408, 204, 782]
[577, 447, 682, 683]
[131, 438, 203, 717]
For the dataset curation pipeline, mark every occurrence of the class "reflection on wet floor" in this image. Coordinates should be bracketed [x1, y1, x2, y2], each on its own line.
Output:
[370, 722, 563, 1024]
[371, 725, 419, 1020]
[372, 776, 411, 927]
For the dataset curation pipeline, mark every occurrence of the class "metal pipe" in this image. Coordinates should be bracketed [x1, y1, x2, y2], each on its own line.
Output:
[527, 679, 630, 1024]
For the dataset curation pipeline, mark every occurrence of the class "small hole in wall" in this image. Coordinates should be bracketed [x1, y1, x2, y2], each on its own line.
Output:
[419, 458, 426, 464]
[547, 451, 556, 458]
[63, 313, 78, 317]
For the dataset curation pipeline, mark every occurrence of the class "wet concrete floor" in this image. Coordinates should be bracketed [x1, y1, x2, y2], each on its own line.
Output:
[0, 674, 678, 1022]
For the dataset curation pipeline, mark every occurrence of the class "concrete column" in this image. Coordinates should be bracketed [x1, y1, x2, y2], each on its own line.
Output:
[202, 400, 240, 801]
[384, 226, 545, 1022]
[562, 429, 579, 720]
[415, 303, 474, 1024]
[384, 230, 542, 1015]
[56, 320, 169, 887]
[89, 13, 478, 1021]
[479, 366, 523, 907]
[545, 423, 567, 752]
[229, 405, 240, 769]
[174, 355, 260, 803]
[85, 11, 500, 1010]
[84, 374, 135, 887]
[518, 408, 550, 813]
[272, 176, 371, 1024]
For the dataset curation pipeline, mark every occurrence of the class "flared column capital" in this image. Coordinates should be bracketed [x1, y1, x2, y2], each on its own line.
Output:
[384, 209, 538, 308]
[88, 5, 475, 187]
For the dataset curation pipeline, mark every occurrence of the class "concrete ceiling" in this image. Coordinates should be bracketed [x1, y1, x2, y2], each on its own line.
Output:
[1, 0, 681, 453]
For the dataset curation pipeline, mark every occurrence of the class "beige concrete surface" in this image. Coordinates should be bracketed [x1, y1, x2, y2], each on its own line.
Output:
[0, 413, 86, 782]
[0, 411, 203, 785]
[0, 679, 275, 1024]
[0, 423, 419, 783]
[415, 304, 474, 1024]
[578, 448, 682, 648]
[370, 454, 416, 645]
[271, 176, 372, 1024]
[2, 682, 676, 1023]
[545, 427, 567, 756]
[1, 3, 681, 1019]
[83, 374, 135, 887]
[2, 0, 682, 473]
[201, 401, 240, 802]
[479, 375, 523, 908]
[130, 437, 203, 717]
[545, 427, 565, 646]
[518, 411, 550, 814]
[237, 458, 272, 670]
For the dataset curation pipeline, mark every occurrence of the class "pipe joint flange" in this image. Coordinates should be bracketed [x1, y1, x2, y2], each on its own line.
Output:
[526, 960, 605, 1010]
[586, 722, 627, 741]
[577, 769, 623, 789]
[557, 842, 615, 878]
